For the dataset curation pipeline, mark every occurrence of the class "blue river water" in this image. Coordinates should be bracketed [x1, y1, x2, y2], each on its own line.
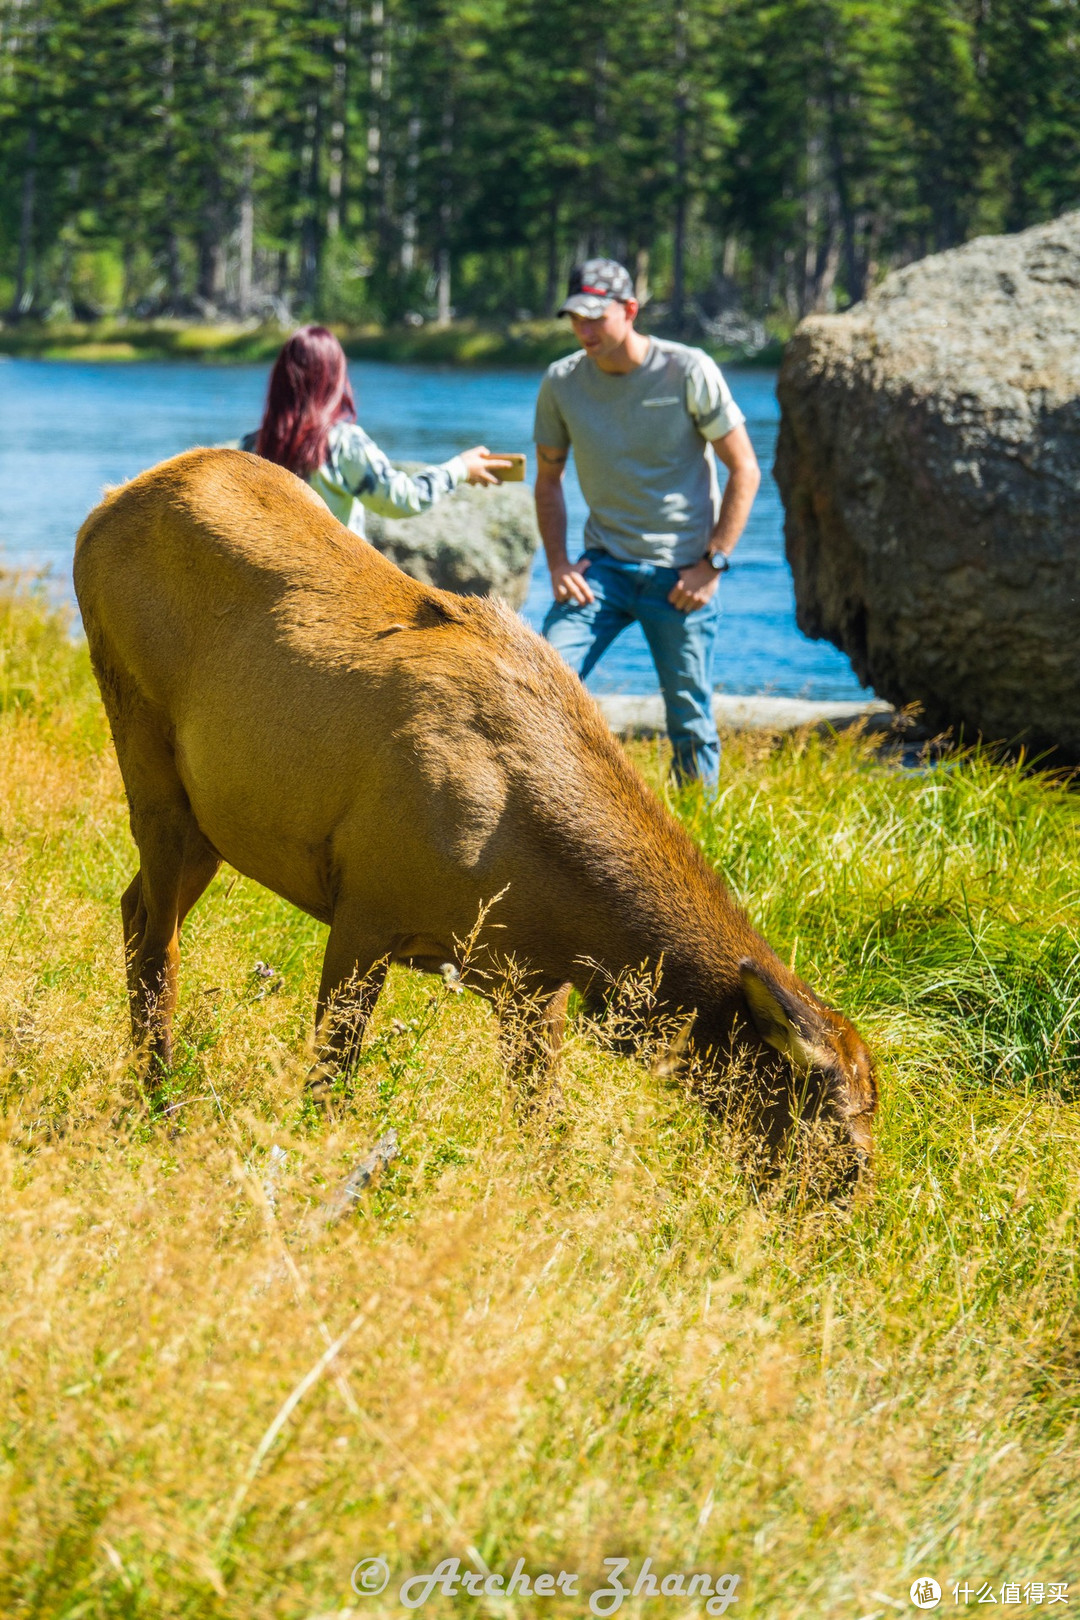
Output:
[0, 356, 865, 699]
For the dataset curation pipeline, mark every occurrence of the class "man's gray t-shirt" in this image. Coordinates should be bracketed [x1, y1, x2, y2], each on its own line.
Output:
[533, 337, 746, 568]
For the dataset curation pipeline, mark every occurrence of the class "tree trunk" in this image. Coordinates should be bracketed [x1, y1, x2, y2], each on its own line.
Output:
[821, 59, 864, 304]
[366, 0, 394, 268]
[803, 161, 839, 315]
[436, 248, 451, 325]
[545, 196, 560, 315]
[671, 7, 688, 332]
[401, 112, 420, 274]
[327, 0, 349, 237]
[671, 164, 687, 329]
[237, 58, 256, 317]
[808, 230, 840, 313]
[197, 239, 226, 308]
[634, 246, 650, 306]
[12, 126, 37, 318]
[299, 92, 324, 309]
[435, 100, 453, 325]
[828, 152, 863, 305]
[198, 172, 227, 309]
[165, 232, 184, 310]
[157, 5, 185, 313]
[238, 172, 254, 317]
[121, 238, 136, 315]
[591, 41, 607, 251]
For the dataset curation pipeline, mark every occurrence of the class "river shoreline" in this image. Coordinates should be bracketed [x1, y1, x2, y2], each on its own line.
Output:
[597, 692, 889, 736]
[0, 356, 868, 703]
[0, 315, 786, 369]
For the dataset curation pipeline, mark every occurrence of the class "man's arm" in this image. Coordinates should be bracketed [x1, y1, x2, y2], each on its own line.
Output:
[708, 421, 761, 561]
[535, 443, 595, 606]
[667, 422, 761, 613]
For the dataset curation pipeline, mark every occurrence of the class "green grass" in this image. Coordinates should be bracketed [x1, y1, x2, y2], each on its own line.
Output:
[0, 579, 1077, 1619]
[0, 316, 785, 369]
[0, 317, 578, 367]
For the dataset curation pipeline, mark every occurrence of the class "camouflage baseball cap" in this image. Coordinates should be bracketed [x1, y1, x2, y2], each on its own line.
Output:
[558, 258, 635, 318]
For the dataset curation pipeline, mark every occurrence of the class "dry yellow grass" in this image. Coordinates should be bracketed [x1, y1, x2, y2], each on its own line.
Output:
[1, 583, 1078, 1619]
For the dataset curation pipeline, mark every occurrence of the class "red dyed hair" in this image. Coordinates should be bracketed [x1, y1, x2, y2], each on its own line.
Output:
[255, 325, 356, 478]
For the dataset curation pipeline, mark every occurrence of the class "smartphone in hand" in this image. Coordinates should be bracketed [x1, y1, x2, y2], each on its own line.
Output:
[488, 453, 526, 483]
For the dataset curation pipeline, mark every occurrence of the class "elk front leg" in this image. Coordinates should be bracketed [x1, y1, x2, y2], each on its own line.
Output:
[496, 979, 572, 1115]
[309, 914, 389, 1103]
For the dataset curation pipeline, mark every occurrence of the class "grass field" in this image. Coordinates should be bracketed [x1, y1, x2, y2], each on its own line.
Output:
[0, 317, 576, 368]
[1, 580, 1077, 1620]
[0, 317, 785, 371]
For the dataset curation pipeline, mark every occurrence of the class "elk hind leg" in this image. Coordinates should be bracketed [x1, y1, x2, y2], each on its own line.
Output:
[121, 852, 217, 1002]
[121, 869, 147, 1008]
[126, 827, 220, 1085]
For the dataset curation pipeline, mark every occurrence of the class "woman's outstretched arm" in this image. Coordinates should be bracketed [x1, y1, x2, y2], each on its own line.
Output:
[333, 425, 504, 517]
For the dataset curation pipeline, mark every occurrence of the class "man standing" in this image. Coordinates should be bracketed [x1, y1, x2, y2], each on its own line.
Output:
[534, 258, 761, 789]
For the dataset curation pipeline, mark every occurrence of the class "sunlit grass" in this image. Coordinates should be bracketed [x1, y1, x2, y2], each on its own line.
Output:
[1, 580, 1077, 1619]
[0, 317, 579, 368]
[0, 316, 783, 370]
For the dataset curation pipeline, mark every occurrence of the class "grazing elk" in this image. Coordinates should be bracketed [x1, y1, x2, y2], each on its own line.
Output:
[74, 450, 876, 1174]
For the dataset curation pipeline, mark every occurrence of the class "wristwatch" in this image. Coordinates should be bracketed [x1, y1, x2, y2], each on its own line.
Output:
[706, 549, 731, 573]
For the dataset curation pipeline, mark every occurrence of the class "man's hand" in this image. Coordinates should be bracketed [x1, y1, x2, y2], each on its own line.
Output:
[668, 558, 720, 613]
[535, 442, 591, 604]
[551, 555, 594, 606]
[460, 446, 513, 485]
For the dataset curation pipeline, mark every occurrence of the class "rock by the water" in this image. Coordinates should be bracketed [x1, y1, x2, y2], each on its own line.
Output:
[598, 693, 892, 736]
[364, 470, 539, 608]
[775, 211, 1080, 758]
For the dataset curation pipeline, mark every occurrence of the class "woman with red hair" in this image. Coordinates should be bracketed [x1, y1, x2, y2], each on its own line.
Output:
[242, 325, 504, 535]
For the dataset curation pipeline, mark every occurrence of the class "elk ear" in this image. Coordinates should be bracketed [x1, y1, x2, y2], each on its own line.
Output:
[739, 959, 827, 1072]
[651, 1012, 696, 1078]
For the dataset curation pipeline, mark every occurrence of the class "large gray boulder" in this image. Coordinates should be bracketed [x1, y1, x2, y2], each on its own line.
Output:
[364, 470, 539, 608]
[775, 211, 1080, 758]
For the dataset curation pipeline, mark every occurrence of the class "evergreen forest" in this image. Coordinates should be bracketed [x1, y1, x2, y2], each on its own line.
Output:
[1, 0, 1078, 333]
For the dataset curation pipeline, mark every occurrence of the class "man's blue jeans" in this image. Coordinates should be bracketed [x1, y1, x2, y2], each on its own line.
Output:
[542, 549, 721, 789]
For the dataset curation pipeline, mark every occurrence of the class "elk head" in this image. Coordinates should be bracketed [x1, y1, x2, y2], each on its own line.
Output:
[739, 957, 877, 1178]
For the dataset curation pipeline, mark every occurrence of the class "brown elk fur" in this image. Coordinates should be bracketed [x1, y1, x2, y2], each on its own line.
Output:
[74, 449, 876, 1169]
